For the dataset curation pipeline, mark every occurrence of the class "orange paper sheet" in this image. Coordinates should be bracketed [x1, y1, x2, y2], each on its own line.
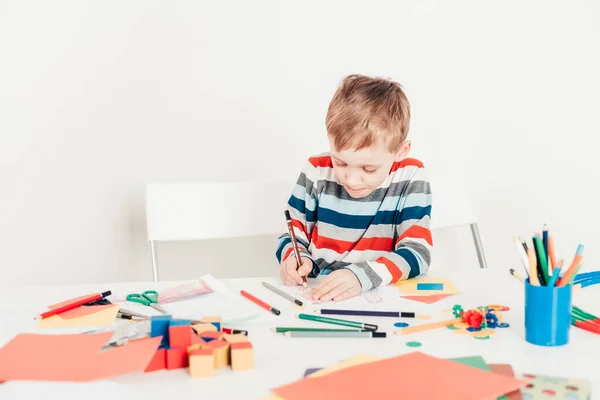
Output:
[272, 352, 526, 400]
[400, 294, 453, 304]
[489, 364, 523, 400]
[0, 332, 160, 382]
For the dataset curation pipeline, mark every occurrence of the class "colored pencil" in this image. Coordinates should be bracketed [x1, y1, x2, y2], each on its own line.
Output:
[394, 317, 462, 335]
[547, 233, 557, 272]
[509, 268, 525, 283]
[557, 245, 584, 287]
[272, 327, 366, 333]
[240, 290, 281, 315]
[316, 309, 416, 318]
[262, 281, 303, 306]
[542, 224, 549, 271]
[36, 291, 112, 320]
[527, 247, 540, 286]
[533, 235, 549, 285]
[547, 259, 563, 287]
[284, 210, 307, 288]
[564, 264, 583, 286]
[513, 237, 530, 276]
[297, 313, 378, 331]
[283, 331, 386, 338]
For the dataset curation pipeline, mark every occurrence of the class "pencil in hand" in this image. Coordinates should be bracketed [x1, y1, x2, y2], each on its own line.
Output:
[284, 210, 308, 288]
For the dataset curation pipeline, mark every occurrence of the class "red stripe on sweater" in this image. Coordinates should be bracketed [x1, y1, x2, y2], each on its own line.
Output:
[309, 155, 333, 168]
[390, 158, 424, 172]
[283, 247, 294, 261]
[395, 225, 433, 246]
[376, 256, 404, 282]
[291, 219, 310, 241]
[312, 227, 394, 254]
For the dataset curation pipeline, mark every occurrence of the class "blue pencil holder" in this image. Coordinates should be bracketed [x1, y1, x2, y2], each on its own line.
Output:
[524, 278, 572, 346]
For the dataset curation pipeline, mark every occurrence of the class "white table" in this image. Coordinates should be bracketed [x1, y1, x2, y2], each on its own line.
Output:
[0, 269, 598, 399]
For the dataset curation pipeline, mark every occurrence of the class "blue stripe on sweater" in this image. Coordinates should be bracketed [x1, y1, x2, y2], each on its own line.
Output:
[288, 196, 317, 223]
[395, 248, 421, 278]
[276, 237, 292, 262]
[399, 205, 431, 223]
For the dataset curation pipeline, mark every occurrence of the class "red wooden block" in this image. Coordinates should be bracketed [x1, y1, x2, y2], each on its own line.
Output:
[166, 348, 188, 370]
[144, 348, 167, 373]
[200, 331, 224, 341]
[191, 334, 206, 345]
[169, 326, 193, 349]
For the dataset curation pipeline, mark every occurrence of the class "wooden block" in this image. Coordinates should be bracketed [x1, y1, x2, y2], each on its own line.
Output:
[204, 339, 229, 369]
[144, 348, 166, 373]
[166, 348, 188, 370]
[223, 333, 249, 344]
[151, 315, 172, 348]
[189, 349, 215, 377]
[191, 334, 206, 345]
[187, 343, 204, 355]
[192, 323, 217, 335]
[200, 331, 224, 342]
[201, 316, 222, 331]
[231, 342, 253, 371]
[169, 326, 193, 349]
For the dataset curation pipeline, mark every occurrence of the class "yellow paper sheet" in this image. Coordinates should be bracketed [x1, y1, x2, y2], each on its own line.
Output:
[262, 355, 381, 400]
[36, 304, 119, 329]
[394, 276, 459, 295]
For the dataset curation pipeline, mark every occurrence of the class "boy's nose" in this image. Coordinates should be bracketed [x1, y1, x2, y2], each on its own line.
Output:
[345, 171, 362, 186]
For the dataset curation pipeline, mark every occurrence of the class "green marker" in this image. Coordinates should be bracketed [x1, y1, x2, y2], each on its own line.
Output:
[297, 313, 378, 331]
[271, 327, 366, 333]
[533, 236, 550, 285]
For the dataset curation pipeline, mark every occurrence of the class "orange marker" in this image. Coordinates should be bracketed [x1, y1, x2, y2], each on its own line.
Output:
[557, 245, 584, 287]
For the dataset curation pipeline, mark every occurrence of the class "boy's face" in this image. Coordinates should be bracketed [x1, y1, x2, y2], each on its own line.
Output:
[329, 136, 410, 199]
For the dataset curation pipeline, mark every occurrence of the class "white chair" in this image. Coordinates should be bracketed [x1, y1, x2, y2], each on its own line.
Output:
[145, 178, 487, 281]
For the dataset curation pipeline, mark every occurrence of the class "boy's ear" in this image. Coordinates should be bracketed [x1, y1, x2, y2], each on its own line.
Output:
[394, 140, 411, 161]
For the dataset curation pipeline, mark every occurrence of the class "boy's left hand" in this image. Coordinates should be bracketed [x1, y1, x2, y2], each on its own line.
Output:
[311, 269, 361, 302]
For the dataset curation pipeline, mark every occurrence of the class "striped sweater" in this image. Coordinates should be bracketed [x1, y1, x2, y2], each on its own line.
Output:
[275, 154, 432, 292]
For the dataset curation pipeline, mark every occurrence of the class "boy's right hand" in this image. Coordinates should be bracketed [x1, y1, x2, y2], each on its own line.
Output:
[280, 255, 312, 286]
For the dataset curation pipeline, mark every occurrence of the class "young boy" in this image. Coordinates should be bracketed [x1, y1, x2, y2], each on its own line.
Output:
[275, 74, 432, 302]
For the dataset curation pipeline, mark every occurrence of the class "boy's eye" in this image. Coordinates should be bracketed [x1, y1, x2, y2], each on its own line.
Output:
[363, 168, 378, 173]
[333, 160, 347, 167]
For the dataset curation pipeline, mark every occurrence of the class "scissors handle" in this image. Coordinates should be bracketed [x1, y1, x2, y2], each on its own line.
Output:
[126, 293, 151, 306]
[143, 290, 159, 303]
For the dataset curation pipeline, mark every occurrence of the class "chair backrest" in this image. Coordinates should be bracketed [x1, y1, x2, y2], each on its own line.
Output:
[145, 178, 486, 281]
[146, 178, 477, 242]
[146, 180, 295, 242]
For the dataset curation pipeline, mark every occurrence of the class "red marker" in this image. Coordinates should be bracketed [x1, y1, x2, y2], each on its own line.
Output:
[223, 327, 248, 336]
[36, 291, 112, 320]
[240, 290, 280, 315]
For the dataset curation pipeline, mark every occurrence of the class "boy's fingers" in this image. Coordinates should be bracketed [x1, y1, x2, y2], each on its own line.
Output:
[320, 281, 349, 302]
[284, 259, 304, 284]
[333, 288, 355, 301]
[312, 275, 340, 299]
[298, 259, 312, 276]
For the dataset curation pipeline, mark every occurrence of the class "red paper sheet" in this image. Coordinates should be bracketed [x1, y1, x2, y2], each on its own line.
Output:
[272, 352, 527, 400]
[400, 294, 453, 304]
[489, 364, 523, 400]
[0, 332, 160, 382]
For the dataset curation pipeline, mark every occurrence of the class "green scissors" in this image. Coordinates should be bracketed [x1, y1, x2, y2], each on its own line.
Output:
[126, 290, 167, 313]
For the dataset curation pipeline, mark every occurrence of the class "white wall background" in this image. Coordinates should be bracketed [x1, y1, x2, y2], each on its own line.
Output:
[1, 0, 599, 285]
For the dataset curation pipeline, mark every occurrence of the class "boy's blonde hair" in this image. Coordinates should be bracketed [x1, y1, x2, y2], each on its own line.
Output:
[326, 74, 410, 152]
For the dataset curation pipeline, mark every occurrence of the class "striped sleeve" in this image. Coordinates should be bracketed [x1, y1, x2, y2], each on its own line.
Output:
[275, 161, 320, 276]
[343, 167, 432, 291]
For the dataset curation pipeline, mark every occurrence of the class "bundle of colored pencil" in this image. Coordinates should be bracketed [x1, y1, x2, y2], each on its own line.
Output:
[511, 224, 583, 287]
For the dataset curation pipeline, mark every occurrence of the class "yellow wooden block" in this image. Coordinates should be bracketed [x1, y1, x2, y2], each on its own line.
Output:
[231, 342, 254, 371]
[223, 333, 249, 344]
[204, 339, 229, 369]
[201, 316, 222, 323]
[189, 349, 215, 377]
[192, 323, 217, 334]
